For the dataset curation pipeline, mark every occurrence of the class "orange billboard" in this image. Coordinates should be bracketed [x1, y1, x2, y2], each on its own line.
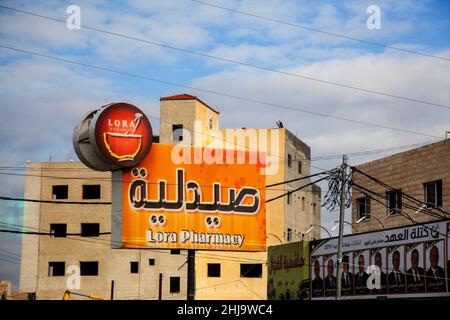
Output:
[114, 143, 266, 252]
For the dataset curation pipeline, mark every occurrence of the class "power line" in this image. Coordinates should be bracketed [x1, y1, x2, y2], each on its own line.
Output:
[0, 169, 332, 193]
[1, 5, 448, 110]
[5, 217, 448, 281]
[190, 0, 450, 63]
[310, 139, 444, 160]
[0, 221, 270, 264]
[266, 174, 332, 203]
[352, 183, 443, 220]
[0, 256, 19, 265]
[351, 184, 448, 239]
[351, 179, 447, 220]
[265, 171, 329, 188]
[0, 45, 442, 139]
[351, 166, 449, 216]
[0, 229, 111, 236]
[0, 138, 441, 171]
[0, 196, 111, 205]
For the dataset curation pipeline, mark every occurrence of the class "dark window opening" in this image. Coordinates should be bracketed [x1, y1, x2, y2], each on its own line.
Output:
[240, 264, 262, 278]
[387, 190, 402, 214]
[130, 261, 139, 274]
[170, 277, 180, 293]
[207, 263, 221, 277]
[50, 224, 67, 238]
[424, 180, 442, 208]
[48, 262, 65, 276]
[357, 197, 371, 219]
[80, 261, 98, 276]
[298, 161, 302, 174]
[172, 124, 183, 142]
[149, 259, 155, 266]
[287, 193, 291, 205]
[81, 223, 100, 237]
[287, 154, 292, 168]
[52, 185, 68, 200]
[82, 185, 101, 199]
[287, 228, 292, 242]
[170, 249, 180, 255]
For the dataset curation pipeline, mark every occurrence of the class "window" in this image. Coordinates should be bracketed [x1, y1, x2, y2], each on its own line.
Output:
[209, 118, 213, 129]
[81, 223, 100, 237]
[357, 197, 371, 219]
[387, 190, 402, 214]
[48, 262, 65, 276]
[130, 261, 139, 274]
[172, 124, 183, 142]
[82, 185, 101, 199]
[207, 263, 221, 277]
[80, 261, 98, 276]
[301, 197, 305, 211]
[170, 249, 180, 255]
[287, 193, 291, 205]
[50, 224, 67, 238]
[149, 259, 155, 266]
[424, 180, 442, 208]
[287, 228, 292, 242]
[240, 264, 262, 278]
[170, 277, 180, 293]
[298, 161, 302, 174]
[287, 154, 292, 168]
[313, 203, 317, 215]
[52, 185, 68, 200]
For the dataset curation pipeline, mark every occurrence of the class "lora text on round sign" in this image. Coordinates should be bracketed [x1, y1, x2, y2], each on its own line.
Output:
[73, 103, 153, 171]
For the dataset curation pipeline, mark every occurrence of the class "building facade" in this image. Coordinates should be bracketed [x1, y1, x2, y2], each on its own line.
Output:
[351, 139, 450, 233]
[19, 94, 321, 300]
[19, 162, 188, 300]
[159, 94, 321, 299]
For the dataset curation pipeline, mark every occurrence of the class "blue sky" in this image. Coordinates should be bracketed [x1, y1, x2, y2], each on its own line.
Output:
[0, 0, 449, 291]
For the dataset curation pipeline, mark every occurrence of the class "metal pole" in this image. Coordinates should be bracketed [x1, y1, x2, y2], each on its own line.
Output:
[158, 273, 162, 300]
[187, 250, 196, 300]
[336, 155, 347, 300]
[110, 280, 114, 300]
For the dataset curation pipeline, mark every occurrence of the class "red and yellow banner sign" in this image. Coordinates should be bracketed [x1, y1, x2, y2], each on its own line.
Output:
[119, 144, 266, 251]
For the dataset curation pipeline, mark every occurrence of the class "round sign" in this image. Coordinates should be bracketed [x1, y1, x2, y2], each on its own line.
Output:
[73, 102, 153, 171]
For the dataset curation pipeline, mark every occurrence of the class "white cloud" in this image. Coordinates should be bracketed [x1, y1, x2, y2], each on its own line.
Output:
[189, 49, 450, 156]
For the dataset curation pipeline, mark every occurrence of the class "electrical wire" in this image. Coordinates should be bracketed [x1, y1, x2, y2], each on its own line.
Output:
[0, 44, 443, 139]
[0, 168, 331, 191]
[0, 5, 449, 109]
[189, 0, 450, 63]
[351, 184, 449, 238]
[266, 174, 332, 203]
[351, 166, 450, 217]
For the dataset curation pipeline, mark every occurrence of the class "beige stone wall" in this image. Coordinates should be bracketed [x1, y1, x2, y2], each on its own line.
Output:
[19, 163, 42, 293]
[0, 280, 12, 299]
[159, 99, 197, 145]
[284, 129, 321, 241]
[21, 162, 187, 300]
[351, 139, 450, 233]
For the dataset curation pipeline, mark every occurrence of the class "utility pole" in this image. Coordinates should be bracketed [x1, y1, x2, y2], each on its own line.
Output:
[110, 280, 114, 300]
[336, 154, 347, 300]
[187, 250, 195, 300]
[158, 273, 162, 300]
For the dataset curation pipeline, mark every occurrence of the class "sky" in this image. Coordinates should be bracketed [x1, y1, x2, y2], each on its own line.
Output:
[0, 0, 449, 291]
